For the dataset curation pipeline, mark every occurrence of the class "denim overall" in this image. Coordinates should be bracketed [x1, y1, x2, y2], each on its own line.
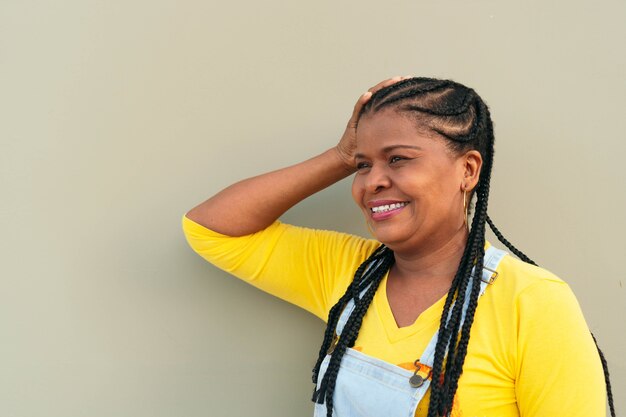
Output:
[313, 246, 508, 417]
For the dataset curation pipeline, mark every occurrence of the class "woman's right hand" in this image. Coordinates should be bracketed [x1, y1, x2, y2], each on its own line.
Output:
[335, 76, 414, 170]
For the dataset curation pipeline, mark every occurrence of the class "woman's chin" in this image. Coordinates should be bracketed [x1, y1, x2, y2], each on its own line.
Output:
[369, 228, 411, 248]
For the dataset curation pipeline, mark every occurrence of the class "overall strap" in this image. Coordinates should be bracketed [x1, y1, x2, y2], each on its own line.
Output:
[409, 246, 508, 404]
[419, 246, 506, 366]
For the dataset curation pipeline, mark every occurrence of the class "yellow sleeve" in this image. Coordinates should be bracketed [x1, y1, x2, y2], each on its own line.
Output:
[514, 280, 606, 417]
[181, 214, 380, 321]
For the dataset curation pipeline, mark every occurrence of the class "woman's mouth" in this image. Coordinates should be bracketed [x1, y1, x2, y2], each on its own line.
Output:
[369, 201, 409, 221]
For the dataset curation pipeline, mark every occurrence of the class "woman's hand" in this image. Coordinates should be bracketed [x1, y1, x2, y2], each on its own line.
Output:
[335, 76, 414, 170]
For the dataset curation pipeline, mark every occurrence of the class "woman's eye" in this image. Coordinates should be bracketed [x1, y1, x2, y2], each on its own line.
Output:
[390, 156, 405, 164]
[356, 162, 371, 170]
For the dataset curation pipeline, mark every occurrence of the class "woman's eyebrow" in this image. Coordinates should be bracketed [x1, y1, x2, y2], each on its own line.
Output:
[355, 145, 422, 159]
[355, 145, 423, 159]
[382, 145, 423, 152]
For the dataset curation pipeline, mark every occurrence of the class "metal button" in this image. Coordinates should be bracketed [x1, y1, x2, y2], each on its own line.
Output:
[409, 360, 425, 388]
[409, 374, 424, 388]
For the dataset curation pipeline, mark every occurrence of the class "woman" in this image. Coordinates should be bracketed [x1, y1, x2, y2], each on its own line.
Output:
[182, 76, 614, 417]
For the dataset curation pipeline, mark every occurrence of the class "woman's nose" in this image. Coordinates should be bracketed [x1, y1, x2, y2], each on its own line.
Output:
[365, 165, 391, 193]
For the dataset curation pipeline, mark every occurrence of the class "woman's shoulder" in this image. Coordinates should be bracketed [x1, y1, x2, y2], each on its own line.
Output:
[490, 247, 581, 313]
[497, 251, 564, 288]
[481, 246, 594, 359]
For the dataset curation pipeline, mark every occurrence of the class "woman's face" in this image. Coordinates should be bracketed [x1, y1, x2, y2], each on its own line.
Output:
[352, 109, 476, 253]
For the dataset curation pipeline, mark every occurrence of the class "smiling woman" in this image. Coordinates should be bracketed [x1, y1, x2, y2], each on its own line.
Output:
[182, 76, 615, 417]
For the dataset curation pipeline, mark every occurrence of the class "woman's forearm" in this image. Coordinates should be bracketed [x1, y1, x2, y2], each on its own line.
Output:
[185, 147, 355, 236]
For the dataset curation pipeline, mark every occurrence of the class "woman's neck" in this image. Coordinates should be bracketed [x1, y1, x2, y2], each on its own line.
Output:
[390, 226, 469, 284]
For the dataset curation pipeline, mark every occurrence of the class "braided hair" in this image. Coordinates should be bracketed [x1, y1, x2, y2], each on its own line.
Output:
[311, 77, 615, 417]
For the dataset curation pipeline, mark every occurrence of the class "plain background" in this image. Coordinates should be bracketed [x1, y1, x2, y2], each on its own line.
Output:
[1, 0, 624, 416]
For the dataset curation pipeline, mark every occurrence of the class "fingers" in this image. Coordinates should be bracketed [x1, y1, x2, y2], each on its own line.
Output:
[348, 75, 415, 126]
[367, 75, 414, 94]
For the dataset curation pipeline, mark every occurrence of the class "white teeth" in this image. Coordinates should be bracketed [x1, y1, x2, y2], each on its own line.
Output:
[371, 202, 407, 213]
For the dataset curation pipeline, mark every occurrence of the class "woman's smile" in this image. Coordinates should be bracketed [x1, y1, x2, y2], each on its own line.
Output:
[368, 200, 409, 221]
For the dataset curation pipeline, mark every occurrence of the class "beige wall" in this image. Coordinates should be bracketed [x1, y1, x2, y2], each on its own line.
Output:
[1, 0, 624, 416]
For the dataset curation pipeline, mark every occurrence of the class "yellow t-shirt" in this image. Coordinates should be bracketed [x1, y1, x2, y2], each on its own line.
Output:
[182, 215, 606, 417]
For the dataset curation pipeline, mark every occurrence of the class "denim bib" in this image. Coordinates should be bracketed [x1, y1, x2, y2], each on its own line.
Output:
[313, 246, 507, 417]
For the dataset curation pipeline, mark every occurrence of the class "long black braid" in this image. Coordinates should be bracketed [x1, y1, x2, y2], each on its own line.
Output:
[311, 77, 615, 417]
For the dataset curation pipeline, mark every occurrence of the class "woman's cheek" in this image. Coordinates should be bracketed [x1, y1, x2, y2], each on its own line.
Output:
[351, 177, 363, 206]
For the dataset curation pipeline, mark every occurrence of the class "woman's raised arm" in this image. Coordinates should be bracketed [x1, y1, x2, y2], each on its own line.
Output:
[185, 147, 355, 236]
[185, 76, 409, 236]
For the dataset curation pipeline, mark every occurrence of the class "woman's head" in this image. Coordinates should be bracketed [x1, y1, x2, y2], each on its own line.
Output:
[350, 78, 491, 253]
[351, 107, 482, 252]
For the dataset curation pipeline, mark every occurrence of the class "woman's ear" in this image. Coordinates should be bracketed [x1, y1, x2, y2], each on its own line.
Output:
[462, 150, 482, 191]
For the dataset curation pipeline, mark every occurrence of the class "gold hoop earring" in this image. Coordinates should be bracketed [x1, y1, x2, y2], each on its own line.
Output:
[463, 190, 469, 231]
